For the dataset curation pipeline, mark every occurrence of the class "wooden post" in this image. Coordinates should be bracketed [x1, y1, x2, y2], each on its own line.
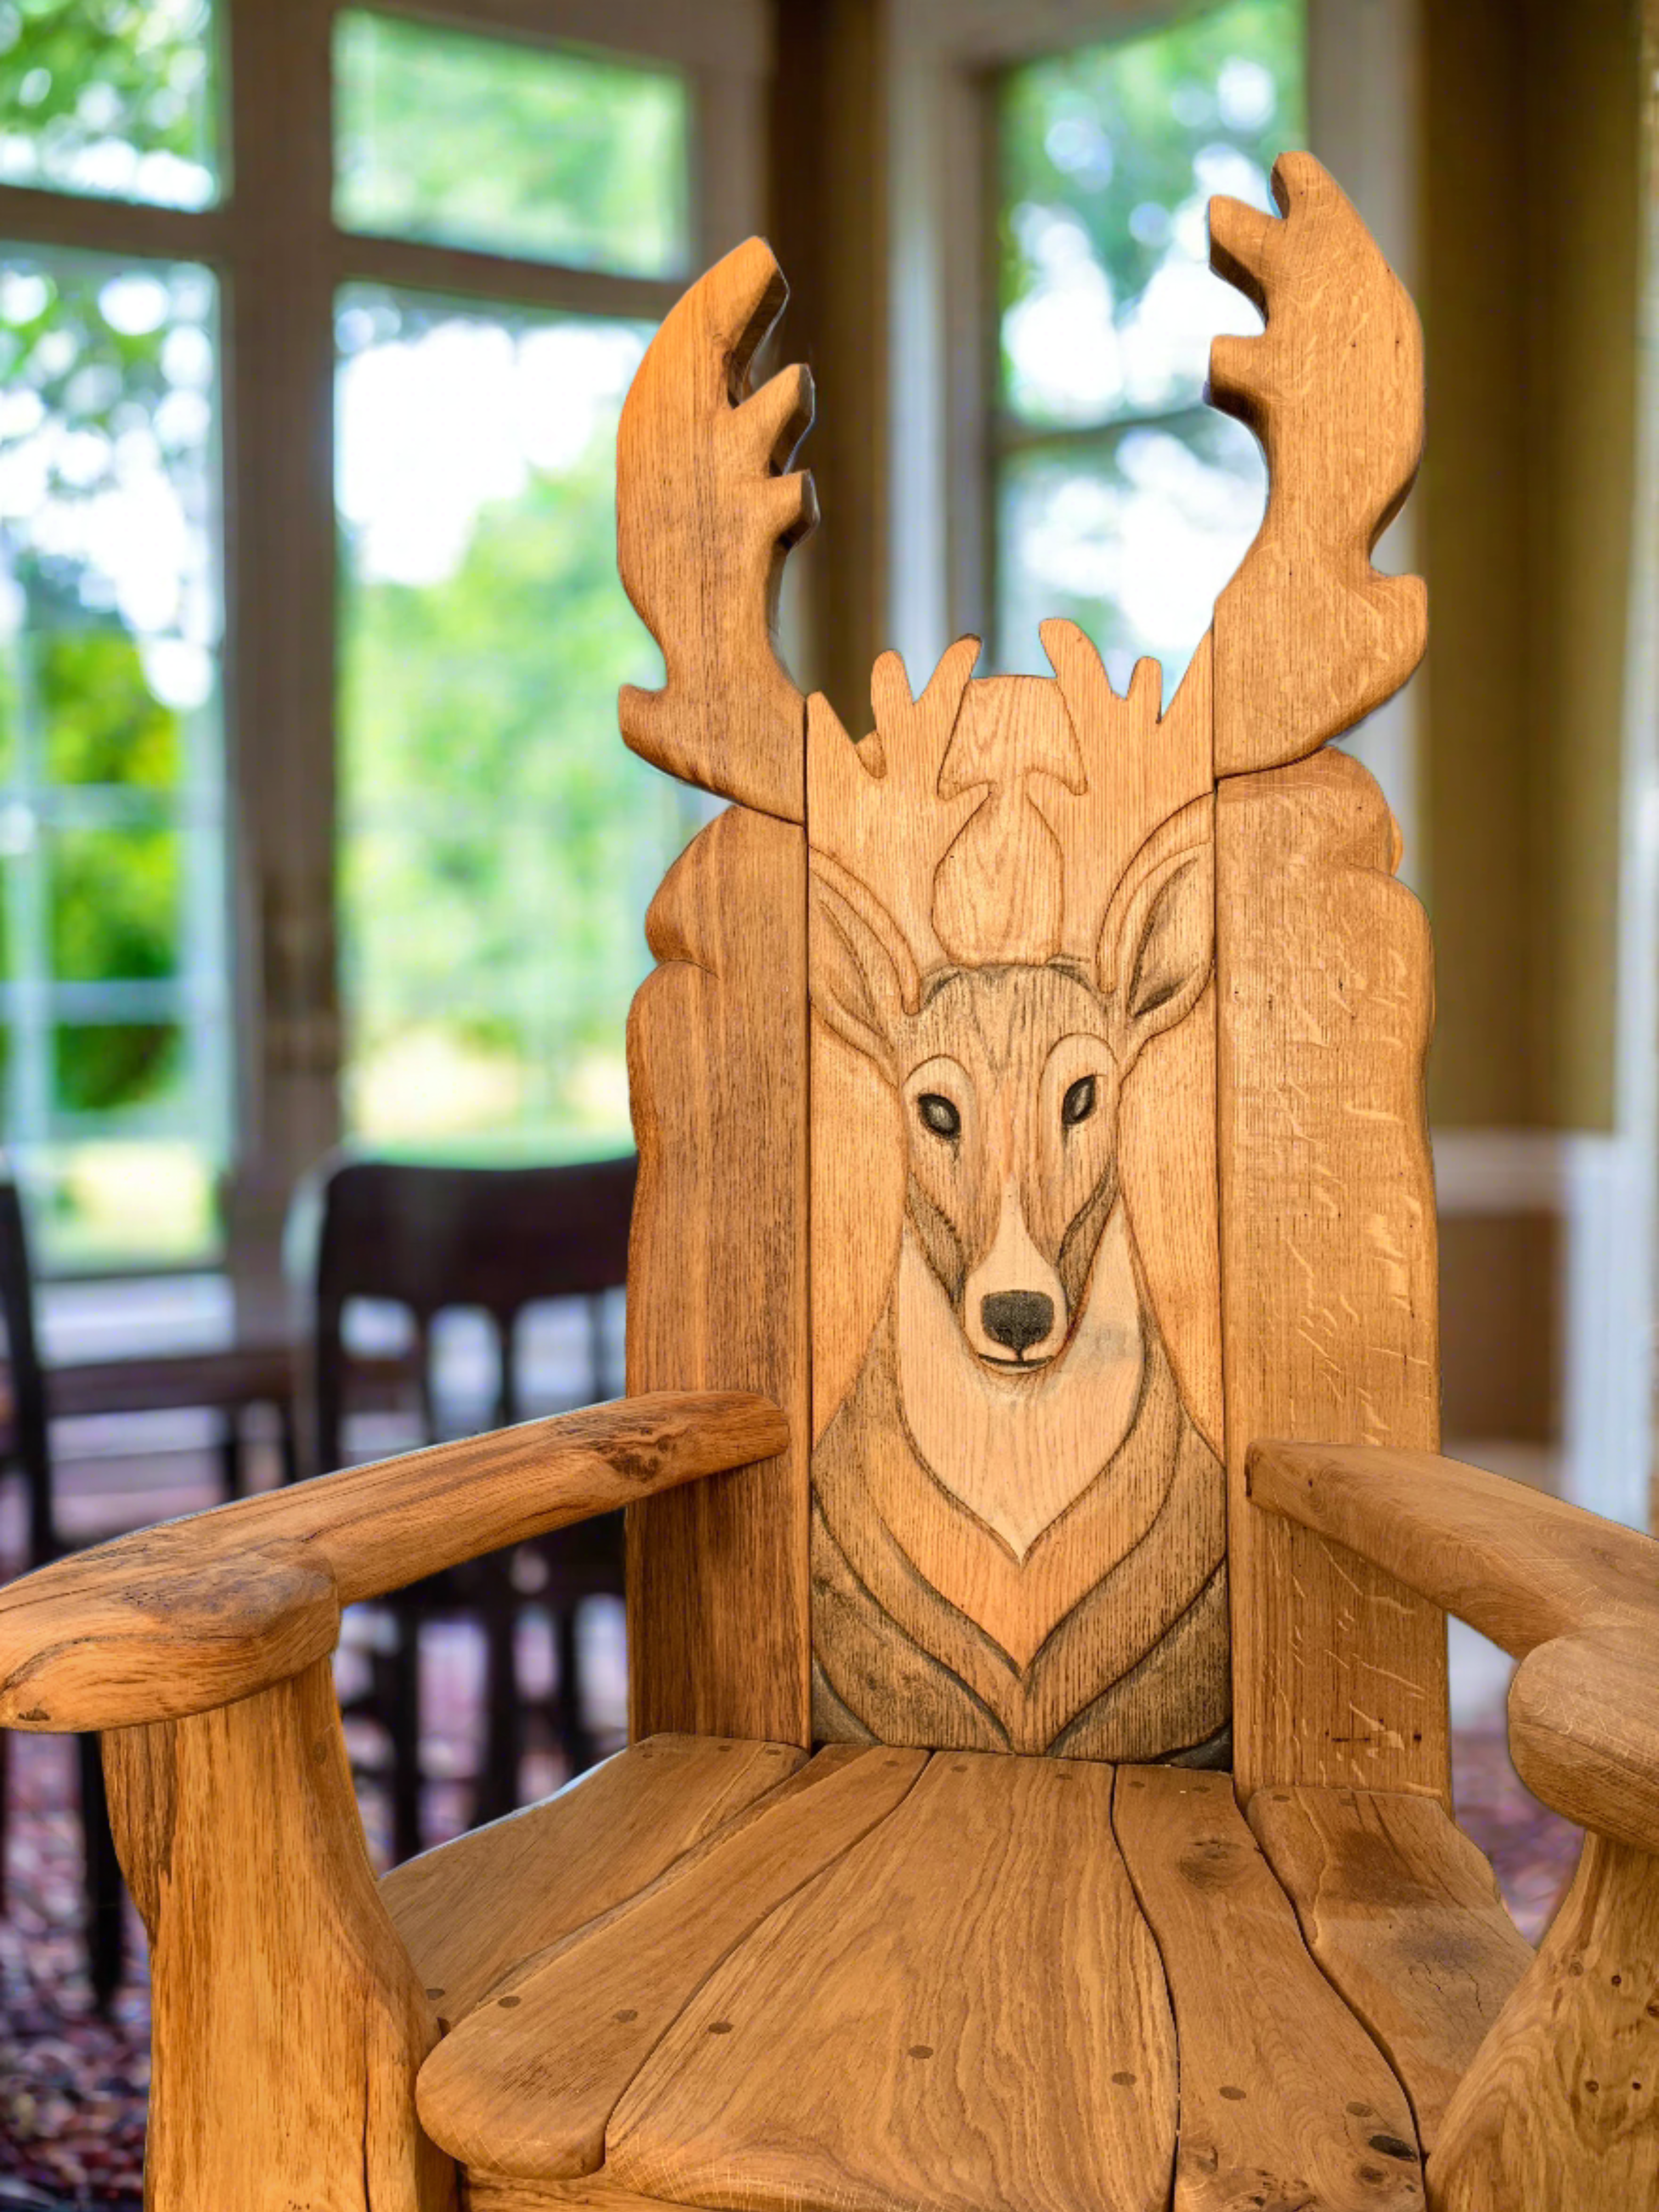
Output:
[1429, 1831, 1659, 2210]
[104, 1657, 455, 2212]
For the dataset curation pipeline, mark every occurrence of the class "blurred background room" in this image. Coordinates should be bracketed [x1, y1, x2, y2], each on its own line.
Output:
[0, 0, 1652, 2200]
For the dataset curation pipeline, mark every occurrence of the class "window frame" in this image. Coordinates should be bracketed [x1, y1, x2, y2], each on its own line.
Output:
[0, 0, 770, 1306]
[885, 0, 1420, 848]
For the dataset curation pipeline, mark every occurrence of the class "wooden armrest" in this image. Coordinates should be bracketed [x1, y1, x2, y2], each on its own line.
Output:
[1248, 1441, 1659, 1854]
[0, 1390, 786, 1735]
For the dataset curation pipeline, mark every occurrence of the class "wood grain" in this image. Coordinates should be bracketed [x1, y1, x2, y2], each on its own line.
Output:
[1216, 750, 1449, 1805]
[616, 235, 815, 822]
[415, 1746, 924, 2179]
[1114, 1764, 1423, 2211]
[607, 1751, 1176, 2212]
[1429, 1832, 1659, 2212]
[382, 1736, 803, 2029]
[1246, 1442, 1659, 1654]
[1248, 1784, 1531, 2151]
[806, 625, 1227, 1759]
[465, 2186, 681, 2211]
[625, 805, 812, 1746]
[104, 1655, 454, 2211]
[1209, 151, 1427, 774]
[0, 1391, 783, 1733]
[1249, 1443, 1659, 1851]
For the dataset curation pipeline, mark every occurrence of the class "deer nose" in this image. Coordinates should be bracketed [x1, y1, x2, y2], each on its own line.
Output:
[980, 1291, 1054, 1356]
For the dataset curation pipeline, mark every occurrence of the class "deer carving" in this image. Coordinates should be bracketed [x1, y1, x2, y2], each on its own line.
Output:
[618, 154, 1426, 1761]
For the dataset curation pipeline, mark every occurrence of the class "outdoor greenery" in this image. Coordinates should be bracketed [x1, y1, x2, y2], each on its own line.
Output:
[0, 0, 216, 207]
[334, 10, 688, 278]
[336, 291, 698, 1155]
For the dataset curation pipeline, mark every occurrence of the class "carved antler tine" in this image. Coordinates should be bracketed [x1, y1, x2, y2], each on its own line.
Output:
[1207, 151, 1427, 775]
[618, 238, 817, 820]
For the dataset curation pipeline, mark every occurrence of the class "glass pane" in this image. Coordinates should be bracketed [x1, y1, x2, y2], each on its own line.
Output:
[0, 244, 224, 1267]
[53, 1019, 182, 1116]
[0, 0, 218, 210]
[997, 0, 1305, 430]
[334, 12, 689, 278]
[336, 286, 698, 1158]
[997, 410, 1265, 689]
[31, 1137, 215, 1267]
[41, 628, 183, 785]
[48, 822, 181, 981]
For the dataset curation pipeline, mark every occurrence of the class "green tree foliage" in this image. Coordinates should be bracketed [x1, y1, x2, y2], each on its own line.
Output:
[334, 10, 686, 277]
[998, 0, 1304, 423]
[0, 0, 215, 206]
[337, 315, 695, 1154]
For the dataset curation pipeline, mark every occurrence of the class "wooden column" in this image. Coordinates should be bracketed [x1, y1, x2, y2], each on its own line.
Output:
[104, 1657, 454, 2212]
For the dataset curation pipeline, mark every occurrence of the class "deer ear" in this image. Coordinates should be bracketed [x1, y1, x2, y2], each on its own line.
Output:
[1101, 833, 1213, 1069]
[810, 860, 919, 1074]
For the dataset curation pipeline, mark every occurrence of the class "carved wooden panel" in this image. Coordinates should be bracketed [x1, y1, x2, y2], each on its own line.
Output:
[616, 154, 1447, 1770]
[806, 626, 1228, 1759]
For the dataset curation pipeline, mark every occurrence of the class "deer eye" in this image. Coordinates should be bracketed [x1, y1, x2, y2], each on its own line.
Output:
[917, 1093, 961, 1141]
[1062, 1076, 1097, 1127]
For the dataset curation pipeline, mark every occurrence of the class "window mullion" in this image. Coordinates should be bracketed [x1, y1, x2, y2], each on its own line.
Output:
[219, 0, 340, 1334]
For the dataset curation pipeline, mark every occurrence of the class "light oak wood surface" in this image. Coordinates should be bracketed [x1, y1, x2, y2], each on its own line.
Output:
[1248, 1785, 1532, 2151]
[616, 235, 815, 822]
[1208, 151, 1427, 774]
[625, 806, 813, 1745]
[1115, 1764, 1423, 2211]
[1249, 1441, 1659, 1852]
[1429, 1831, 1659, 2212]
[1217, 753, 1449, 1806]
[105, 1655, 454, 2212]
[382, 1736, 803, 2029]
[806, 630, 1227, 1760]
[606, 1751, 1176, 2212]
[0, 1391, 783, 1733]
[416, 1746, 924, 2178]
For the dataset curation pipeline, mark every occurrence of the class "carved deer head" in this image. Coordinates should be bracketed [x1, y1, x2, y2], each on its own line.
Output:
[811, 795, 1210, 1368]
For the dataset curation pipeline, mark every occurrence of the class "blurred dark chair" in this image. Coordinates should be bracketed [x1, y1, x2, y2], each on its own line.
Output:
[0, 1176, 125, 2006]
[297, 1154, 636, 1864]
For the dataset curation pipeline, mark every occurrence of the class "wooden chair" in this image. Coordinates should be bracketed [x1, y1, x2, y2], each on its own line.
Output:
[0, 155, 1654, 2212]
[297, 1154, 635, 1860]
[0, 1173, 126, 2007]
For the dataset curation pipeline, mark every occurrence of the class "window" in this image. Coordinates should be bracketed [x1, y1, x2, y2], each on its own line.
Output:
[991, 0, 1306, 690]
[331, 14, 699, 1163]
[0, 2, 756, 1278]
[0, 7, 225, 1266]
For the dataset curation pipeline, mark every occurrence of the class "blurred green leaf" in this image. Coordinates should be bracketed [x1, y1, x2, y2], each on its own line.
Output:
[334, 10, 687, 276]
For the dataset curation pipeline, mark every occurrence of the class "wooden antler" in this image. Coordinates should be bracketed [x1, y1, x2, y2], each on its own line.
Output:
[618, 238, 817, 820]
[1207, 152, 1426, 774]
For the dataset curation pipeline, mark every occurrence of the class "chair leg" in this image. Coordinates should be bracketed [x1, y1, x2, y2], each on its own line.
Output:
[389, 1602, 425, 1867]
[78, 1731, 125, 2010]
[476, 1567, 520, 1827]
[555, 1601, 596, 1776]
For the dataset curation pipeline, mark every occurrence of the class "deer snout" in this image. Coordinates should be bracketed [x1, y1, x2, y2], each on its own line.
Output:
[963, 1183, 1067, 1367]
[980, 1291, 1054, 1356]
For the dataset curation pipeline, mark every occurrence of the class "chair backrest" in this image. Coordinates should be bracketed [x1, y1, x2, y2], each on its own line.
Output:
[300, 1154, 636, 1473]
[618, 156, 1448, 1795]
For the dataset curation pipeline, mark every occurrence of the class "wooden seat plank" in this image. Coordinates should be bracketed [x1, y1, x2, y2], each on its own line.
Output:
[415, 1745, 926, 2179]
[1248, 1783, 1532, 2152]
[605, 1751, 1176, 2212]
[382, 1735, 805, 2028]
[1114, 1765, 1424, 2211]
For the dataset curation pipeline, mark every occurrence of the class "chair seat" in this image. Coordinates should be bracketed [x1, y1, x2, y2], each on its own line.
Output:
[388, 1739, 1532, 2212]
